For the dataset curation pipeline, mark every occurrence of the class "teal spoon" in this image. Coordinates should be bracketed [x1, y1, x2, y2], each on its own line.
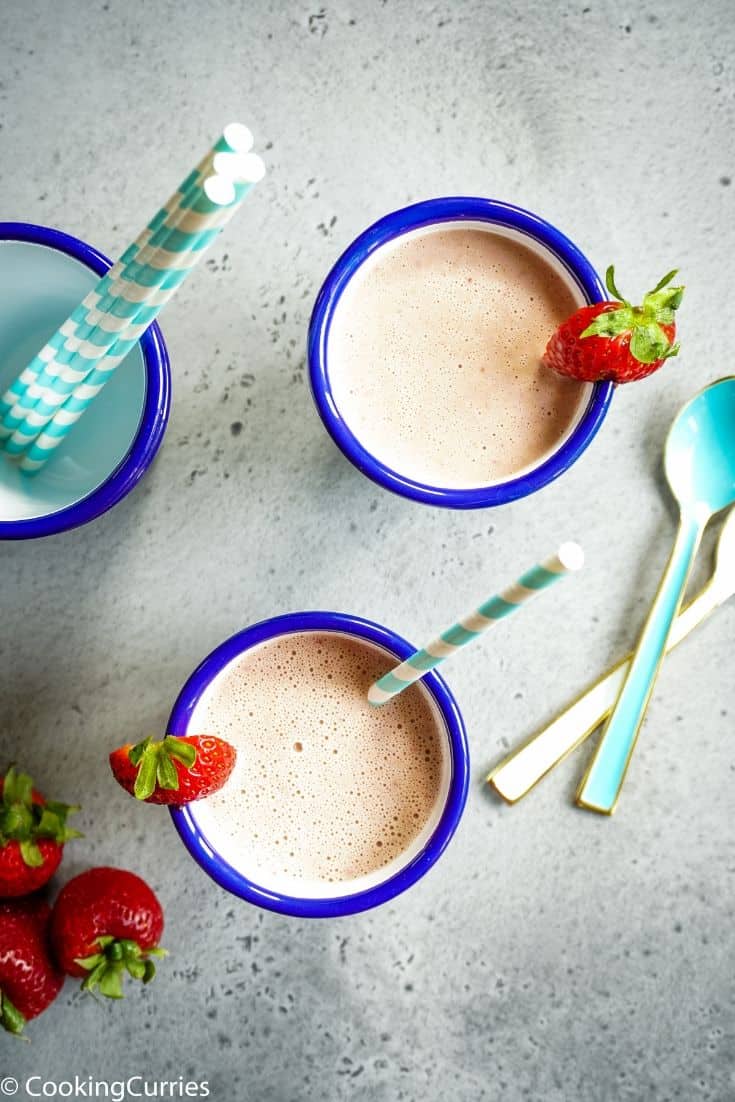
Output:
[577, 376, 735, 814]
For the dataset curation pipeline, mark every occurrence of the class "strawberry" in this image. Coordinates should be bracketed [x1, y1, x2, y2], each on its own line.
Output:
[109, 734, 236, 804]
[543, 266, 684, 384]
[0, 897, 64, 1034]
[0, 766, 81, 899]
[50, 867, 165, 999]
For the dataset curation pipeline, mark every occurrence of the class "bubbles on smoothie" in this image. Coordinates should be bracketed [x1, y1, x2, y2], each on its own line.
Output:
[327, 226, 587, 489]
[191, 632, 445, 885]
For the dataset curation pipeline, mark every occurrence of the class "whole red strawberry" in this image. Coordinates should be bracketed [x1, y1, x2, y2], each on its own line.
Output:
[109, 734, 236, 804]
[0, 897, 64, 1034]
[0, 766, 81, 898]
[543, 266, 684, 384]
[50, 867, 165, 999]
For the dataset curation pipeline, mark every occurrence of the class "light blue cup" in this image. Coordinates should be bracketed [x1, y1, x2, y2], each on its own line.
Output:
[0, 223, 170, 539]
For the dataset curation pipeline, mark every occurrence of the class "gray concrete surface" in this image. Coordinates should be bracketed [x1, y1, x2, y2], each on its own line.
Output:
[1, 1, 734, 1098]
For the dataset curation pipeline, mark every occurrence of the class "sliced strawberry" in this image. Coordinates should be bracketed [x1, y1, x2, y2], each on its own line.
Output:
[109, 735, 236, 804]
[50, 867, 165, 999]
[0, 766, 81, 898]
[543, 266, 684, 384]
[0, 897, 64, 1034]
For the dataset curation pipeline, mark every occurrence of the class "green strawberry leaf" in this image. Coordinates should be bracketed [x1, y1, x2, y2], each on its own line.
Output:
[34, 804, 82, 844]
[648, 268, 679, 294]
[75, 953, 105, 971]
[2, 767, 17, 805]
[143, 960, 157, 984]
[630, 322, 672, 364]
[35, 808, 62, 836]
[156, 752, 180, 791]
[117, 940, 141, 960]
[128, 737, 152, 767]
[96, 967, 125, 1000]
[126, 959, 147, 981]
[581, 306, 635, 340]
[133, 747, 159, 801]
[1, 991, 27, 1036]
[44, 800, 81, 822]
[3, 803, 33, 838]
[19, 839, 43, 867]
[604, 265, 629, 305]
[80, 960, 108, 992]
[3, 766, 33, 808]
[163, 737, 197, 769]
[643, 284, 684, 323]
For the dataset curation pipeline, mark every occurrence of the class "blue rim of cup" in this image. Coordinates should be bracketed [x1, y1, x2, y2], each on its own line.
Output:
[168, 610, 470, 918]
[308, 196, 614, 509]
[0, 222, 171, 540]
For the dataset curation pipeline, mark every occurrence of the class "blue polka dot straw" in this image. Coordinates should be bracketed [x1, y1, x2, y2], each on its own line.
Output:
[367, 543, 585, 705]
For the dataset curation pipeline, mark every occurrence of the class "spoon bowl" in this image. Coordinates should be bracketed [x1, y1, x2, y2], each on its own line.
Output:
[665, 377, 735, 513]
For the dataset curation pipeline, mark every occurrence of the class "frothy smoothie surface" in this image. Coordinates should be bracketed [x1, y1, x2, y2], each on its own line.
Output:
[189, 631, 448, 893]
[327, 225, 589, 488]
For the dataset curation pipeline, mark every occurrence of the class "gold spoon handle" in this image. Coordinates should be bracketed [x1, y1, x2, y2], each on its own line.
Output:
[487, 574, 725, 804]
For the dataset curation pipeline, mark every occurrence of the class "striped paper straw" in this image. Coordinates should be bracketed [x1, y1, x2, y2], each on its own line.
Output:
[0, 139, 224, 427]
[2, 184, 231, 453]
[367, 543, 585, 706]
[19, 161, 264, 471]
[0, 131, 257, 447]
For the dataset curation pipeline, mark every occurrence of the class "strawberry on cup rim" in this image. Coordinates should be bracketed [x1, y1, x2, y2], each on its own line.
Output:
[109, 734, 236, 804]
[543, 265, 684, 385]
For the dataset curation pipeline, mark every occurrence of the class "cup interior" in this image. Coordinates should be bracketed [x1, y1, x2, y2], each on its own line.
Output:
[0, 230, 169, 535]
[169, 612, 469, 918]
[308, 197, 613, 508]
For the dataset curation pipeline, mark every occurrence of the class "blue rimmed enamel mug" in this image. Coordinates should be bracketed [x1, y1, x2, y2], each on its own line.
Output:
[308, 197, 613, 509]
[169, 611, 470, 918]
[0, 223, 170, 538]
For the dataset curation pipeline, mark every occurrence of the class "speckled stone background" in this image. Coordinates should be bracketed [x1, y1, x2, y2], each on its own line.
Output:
[1, 1, 734, 1099]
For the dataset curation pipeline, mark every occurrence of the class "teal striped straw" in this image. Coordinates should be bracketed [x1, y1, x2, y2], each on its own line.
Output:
[20, 170, 261, 472]
[1, 127, 264, 471]
[0, 191, 218, 448]
[0, 125, 253, 430]
[1, 127, 259, 455]
[367, 543, 585, 706]
[4, 178, 236, 455]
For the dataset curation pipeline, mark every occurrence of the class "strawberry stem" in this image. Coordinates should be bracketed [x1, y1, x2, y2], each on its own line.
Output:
[582, 266, 684, 365]
[0, 765, 82, 867]
[128, 737, 197, 801]
[76, 936, 167, 999]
